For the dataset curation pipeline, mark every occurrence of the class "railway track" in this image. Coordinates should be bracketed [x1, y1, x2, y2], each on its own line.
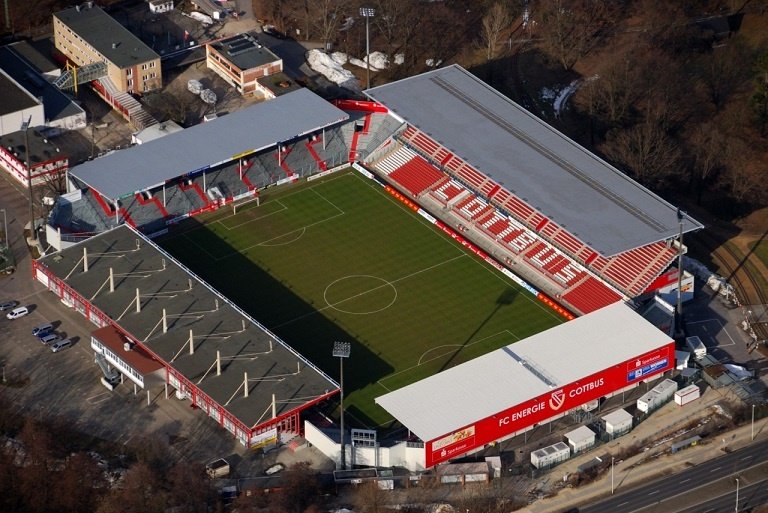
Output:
[692, 230, 768, 342]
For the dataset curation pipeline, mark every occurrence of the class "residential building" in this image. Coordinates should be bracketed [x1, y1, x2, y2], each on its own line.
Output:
[206, 33, 282, 98]
[53, 3, 162, 94]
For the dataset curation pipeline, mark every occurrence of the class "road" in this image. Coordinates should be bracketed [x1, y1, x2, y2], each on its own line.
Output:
[677, 479, 768, 513]
[582, 438, 768, 513]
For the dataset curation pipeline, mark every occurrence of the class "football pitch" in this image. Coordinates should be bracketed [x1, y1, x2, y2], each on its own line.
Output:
[159, 171, 564, 427]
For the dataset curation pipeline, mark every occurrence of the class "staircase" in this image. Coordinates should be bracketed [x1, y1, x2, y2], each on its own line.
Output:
[97, 77, 157, 131]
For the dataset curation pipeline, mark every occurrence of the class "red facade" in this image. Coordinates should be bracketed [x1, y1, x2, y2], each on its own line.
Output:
[425, 342, 674, 467]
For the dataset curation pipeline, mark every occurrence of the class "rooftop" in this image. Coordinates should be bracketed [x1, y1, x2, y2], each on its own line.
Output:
[94, 325, 165, 375]
[0, 128, 67, 167]
[601, 408, 633, 425]
[0, 69, 39, 116]
[0, 47, 85, 123]
[69, 88, 348, 200]
[365, 65, 703, 257]
[54, 4, 159, 69]
[8, 41, 59, 74]
[375, 302, 672, 442]
[209, 33, 281, 71]
[564, 425, 596, 443]
[37, 225, 337, 429]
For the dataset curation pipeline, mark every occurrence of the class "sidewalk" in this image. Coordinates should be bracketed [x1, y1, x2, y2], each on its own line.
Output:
[525, 387, 767, 512]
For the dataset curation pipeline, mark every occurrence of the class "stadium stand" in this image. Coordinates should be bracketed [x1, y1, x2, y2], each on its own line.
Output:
[388, 155, 444, 196]
[562, 276, 623, 314]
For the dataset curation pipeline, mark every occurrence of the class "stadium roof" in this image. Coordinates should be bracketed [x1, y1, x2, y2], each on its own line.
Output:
[375, 302, 671, 442]
[37, 225, 337, 429]
[70, 88, 348, 200]
[54, 5, 159, 69]
[365, 65, 703, 257]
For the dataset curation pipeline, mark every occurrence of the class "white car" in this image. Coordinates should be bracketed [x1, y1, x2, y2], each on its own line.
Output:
[6, 306, 29, 320]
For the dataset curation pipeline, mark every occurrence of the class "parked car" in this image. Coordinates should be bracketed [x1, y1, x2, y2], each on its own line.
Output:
[40, 333, 60, 345]
[6, 306, 29, 320]
[32, 323, 54, 337]
[0, 300, 17, 311]
[50, 339, 72, 352]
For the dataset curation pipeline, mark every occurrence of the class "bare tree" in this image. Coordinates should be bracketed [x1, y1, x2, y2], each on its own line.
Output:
[534, 0, 618, 70]
[312, 0, 350, 50]
[601, 111, 681, 189]
[479, 3, 513, 61]
[686, 121, 724, 204]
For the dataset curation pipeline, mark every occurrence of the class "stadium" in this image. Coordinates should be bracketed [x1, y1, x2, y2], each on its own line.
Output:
[38, 65, 702, 470]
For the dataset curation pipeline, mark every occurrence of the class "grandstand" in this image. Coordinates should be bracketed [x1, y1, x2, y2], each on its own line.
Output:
[360, 65, 702, 313]
[48, 90, 397, 248]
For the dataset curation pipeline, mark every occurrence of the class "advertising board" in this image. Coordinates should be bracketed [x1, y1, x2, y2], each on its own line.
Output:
[425, 342, 674, 467]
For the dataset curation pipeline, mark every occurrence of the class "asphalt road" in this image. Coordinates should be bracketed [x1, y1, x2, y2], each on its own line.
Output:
[582, 438, 768, 513]
[676, 479, 768, 513]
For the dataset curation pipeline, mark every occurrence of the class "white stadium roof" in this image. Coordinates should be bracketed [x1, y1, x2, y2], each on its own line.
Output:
[70, 88, 348, 200]
[365, 65, 703, 257]
[375, 302, 671, 442]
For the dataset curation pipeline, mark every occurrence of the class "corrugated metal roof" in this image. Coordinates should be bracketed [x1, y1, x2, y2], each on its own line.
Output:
[375, 302, 671, 442]
[70, 88, 348, 199]
[365, 65, 703, 257]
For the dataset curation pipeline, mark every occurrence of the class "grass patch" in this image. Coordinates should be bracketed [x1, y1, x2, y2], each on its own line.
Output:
[159, 171, 562, 427]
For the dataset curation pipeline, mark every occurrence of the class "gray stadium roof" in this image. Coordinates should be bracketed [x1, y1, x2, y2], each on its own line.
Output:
[37, 225, 337, 429]
[54, 5, 159, 69]
[365, 65, 703, 257]
[375, 302, 672, 442]
[70, 88, 348, 200]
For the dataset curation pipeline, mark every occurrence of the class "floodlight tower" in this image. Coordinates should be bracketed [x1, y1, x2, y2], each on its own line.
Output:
[333, 341, 351, 469]
[21, 117, 36, 241]
[674, 208, 685, 338]
[359, 7, 375, 90]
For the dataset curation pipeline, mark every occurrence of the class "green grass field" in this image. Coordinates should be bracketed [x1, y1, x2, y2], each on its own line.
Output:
[158, 171, 563, 427]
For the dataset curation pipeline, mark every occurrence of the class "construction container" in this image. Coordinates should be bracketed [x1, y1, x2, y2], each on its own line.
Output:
[674, 384, 700, 406]
[530, 442, 570, 469]
[637, 378, 678, 413]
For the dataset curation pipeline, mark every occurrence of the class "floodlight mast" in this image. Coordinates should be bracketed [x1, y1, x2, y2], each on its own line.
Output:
[333, 341, 351, 469]
[359, 7, 375, 90]
[21, 117, 36, 241]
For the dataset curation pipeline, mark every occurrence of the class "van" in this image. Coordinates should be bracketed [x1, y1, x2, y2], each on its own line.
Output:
[6, 306, 29, 320]
[50, 339, 72, 353]
[685, 336, 707, 359]
[40, 333, 60, 345]
[32, 322, 54, 337]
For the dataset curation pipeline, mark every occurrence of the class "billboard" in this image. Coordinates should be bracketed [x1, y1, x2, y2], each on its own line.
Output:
[425, 342, 674, 467]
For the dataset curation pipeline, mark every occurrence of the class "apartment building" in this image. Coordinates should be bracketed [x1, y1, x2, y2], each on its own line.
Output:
[53, 3, 161, 94]
[206, 33, 282, 98]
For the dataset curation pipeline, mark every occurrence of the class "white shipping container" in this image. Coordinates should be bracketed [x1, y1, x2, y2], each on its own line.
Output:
[674, 384, 700, 406]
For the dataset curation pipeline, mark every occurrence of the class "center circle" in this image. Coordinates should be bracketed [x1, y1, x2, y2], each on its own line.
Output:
[323, 275, 398, 315]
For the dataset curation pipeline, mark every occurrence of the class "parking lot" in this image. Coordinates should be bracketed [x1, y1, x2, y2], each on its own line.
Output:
[0, 174, 333, 478]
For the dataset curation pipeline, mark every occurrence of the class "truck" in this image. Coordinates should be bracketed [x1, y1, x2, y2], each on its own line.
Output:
[205, 458, 230, 478]
[685, 336, 707, 359]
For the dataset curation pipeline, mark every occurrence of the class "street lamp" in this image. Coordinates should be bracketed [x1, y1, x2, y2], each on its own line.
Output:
[611, 456, 615, 494]
[735, 477, 739, 512]
[0, 209, 7, 250]
[20, 117, 36, 242]
[359, 7, 375, 90]
[752, 404, 756, 441]
[333, 341, 351, 470]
